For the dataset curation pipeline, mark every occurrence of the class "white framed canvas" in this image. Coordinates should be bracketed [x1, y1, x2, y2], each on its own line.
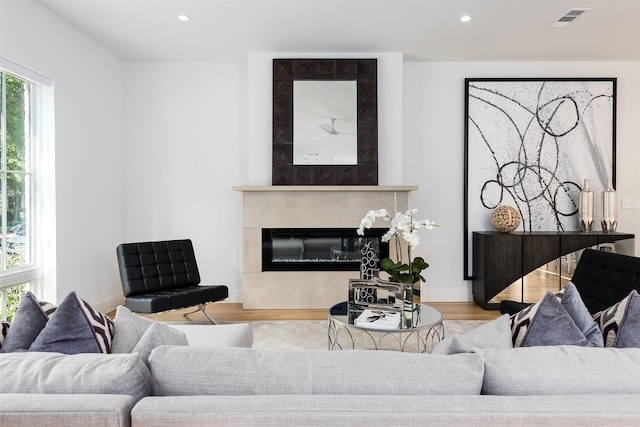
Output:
[464, 78, 616, 279]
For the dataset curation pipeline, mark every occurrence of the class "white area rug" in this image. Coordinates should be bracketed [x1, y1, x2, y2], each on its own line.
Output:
[249, 319, 487, 350]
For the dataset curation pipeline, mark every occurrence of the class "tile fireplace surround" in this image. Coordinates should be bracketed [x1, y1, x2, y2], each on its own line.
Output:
[233, 186, 417, 309]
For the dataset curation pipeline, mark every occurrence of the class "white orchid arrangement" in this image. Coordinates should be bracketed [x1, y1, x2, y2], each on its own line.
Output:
[357, 208, 438, 285]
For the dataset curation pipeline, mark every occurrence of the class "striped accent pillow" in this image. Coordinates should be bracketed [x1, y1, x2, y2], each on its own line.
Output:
[593, 290, 640, 348]
[509, 298, 541, 347]
[0, 320, 9, 349]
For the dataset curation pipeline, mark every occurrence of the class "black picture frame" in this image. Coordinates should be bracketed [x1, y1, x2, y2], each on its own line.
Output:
[272, 58, 378, 185]
[464, 78, 617, 279]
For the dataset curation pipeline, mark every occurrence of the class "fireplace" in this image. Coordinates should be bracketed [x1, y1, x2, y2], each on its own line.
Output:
[262, 228, 389, 272]
[233, 185, 417, 309]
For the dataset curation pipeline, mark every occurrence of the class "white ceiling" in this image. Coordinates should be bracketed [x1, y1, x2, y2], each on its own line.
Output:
[36, 0, 640, 62]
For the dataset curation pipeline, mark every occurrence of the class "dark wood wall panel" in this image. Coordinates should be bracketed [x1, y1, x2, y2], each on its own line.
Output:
[272, 58, 378, 186]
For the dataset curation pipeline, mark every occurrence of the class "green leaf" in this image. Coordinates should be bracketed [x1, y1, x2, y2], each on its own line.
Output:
[397, 273, 415, 284]
[380, 258, 400, 270]
[411, 257, 429, 271]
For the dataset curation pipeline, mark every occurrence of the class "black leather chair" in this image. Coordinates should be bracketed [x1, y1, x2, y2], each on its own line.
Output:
[116, 239, 228, 323]
[500, 248, 640, 315]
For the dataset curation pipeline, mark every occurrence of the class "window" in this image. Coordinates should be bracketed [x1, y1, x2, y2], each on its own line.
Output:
[0, 60, 49, 321]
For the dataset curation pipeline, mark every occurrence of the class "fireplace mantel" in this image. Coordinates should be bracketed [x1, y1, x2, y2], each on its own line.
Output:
[232, 185, 418, 192]
[233, 185, 418, 309]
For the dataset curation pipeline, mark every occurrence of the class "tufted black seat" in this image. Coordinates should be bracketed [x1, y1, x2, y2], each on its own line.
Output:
[500, 249, 640, 315]
[116, 239, 228, 323]
[570, 248, 640, 313]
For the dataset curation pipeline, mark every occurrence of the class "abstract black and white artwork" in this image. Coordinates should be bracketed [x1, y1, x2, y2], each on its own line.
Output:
[464, 78, 616, 278]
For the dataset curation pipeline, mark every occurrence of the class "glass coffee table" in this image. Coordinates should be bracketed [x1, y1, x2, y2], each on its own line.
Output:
[328, 301, 444, 352]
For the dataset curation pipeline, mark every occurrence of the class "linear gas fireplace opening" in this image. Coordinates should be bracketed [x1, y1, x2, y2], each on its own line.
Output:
[262, 228, 389, 272]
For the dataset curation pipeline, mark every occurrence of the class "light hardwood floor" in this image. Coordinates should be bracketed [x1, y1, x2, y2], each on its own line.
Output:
[110, 265, 571, 322]
[489, 261, 573, 304]
[116, 301, 501, 323]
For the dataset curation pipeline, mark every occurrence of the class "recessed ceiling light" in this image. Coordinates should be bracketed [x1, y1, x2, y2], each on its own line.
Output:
[177, 15, 191, 22]
[460, 15, 472, 23]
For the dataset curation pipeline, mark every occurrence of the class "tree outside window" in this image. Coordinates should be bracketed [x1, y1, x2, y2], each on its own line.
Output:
[1, 70, 35, 320]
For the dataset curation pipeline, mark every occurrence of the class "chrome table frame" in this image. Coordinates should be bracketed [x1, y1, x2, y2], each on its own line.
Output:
[327, 302, 444, 353]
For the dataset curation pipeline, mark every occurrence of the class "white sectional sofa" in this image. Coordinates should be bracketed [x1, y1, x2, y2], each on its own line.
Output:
[4, 244, 640, 426]
[3, 344, 640, 426]
[0, 322, 253, 427]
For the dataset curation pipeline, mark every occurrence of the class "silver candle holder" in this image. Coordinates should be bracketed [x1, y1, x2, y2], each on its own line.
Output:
[578, 179, 594, 233]
[601, 179, 617, 233]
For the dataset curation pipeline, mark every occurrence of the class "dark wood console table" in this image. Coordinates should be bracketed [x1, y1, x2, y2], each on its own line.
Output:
[472, 231, 635, 310]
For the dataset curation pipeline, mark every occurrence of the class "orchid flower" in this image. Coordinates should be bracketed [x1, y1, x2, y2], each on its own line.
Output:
[356, 208, 439, 284]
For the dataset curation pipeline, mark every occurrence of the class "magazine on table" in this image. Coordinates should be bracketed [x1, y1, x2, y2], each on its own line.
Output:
[355, 309, 401, 329]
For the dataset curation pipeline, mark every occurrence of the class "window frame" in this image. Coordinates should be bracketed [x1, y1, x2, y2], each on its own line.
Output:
[0, 57, 52, 316]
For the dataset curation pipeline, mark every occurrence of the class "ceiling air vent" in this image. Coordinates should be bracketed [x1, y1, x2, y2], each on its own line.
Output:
[548, 8, 590, 29]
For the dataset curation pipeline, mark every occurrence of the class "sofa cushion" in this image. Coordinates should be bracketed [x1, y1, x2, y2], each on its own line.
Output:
[131, 395, 640, 427]
[148, 346, 484, 396]
[0, 351, 151, 402]
[481, 346, 640, 395]
[132, 321, 188, 364]
[593, 289, 640, 348]
[111, 305, 189, 362]
[432, 314, 512, 355]
[111, 305, 155, 353]
[2, 393, 135, 427]
[29, 291, 114, 354]
[0, 292, 56, 353]
[167, 323, 254, 348]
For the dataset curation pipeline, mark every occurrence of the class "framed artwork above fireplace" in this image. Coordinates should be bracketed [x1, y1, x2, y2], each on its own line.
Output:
[272, 58, 378, 185]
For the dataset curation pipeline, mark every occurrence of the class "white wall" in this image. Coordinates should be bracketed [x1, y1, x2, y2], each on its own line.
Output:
[0, 1, 126, 310]
[3, 1, 639, 307]
[121, 54, 401, 302]
[123, 62, 248, 301]
[404, 62, 640, 302]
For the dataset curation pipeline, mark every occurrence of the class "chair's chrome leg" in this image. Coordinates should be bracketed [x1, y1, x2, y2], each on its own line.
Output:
[182, 305, 202, 316]
[201, 307, 217, 325]
[183, 303, 217, 324]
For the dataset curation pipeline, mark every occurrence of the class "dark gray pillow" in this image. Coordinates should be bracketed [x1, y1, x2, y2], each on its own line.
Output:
[558, 282, 603, 347]
[594, 290, 640, 348]
[29, 291, 114, 354]
[513, 292, 589, 347]
[0, 292, 56, 353]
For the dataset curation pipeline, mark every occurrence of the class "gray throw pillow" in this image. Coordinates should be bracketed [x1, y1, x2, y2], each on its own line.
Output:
[29, 291, 114, 354]
[432, 314, 513, 355]
[515, 292, 589, 347]
[131, 322, 188, 365]
[559, 282, 603, 347]
[593, 289, 640, 348]
[0, 292, 56, 353]
[111, 305, 155, 353]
